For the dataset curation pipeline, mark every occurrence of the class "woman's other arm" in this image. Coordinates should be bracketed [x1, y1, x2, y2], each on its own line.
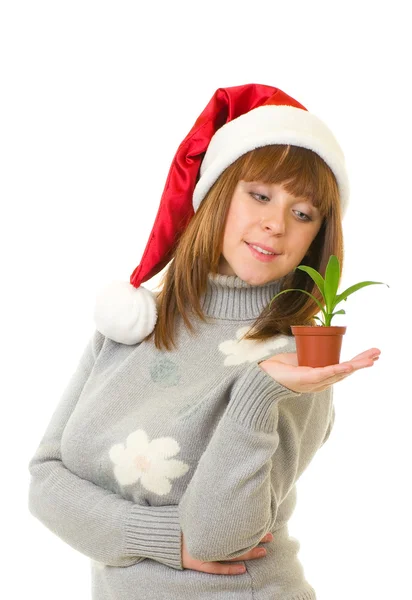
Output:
[28, 330, 183, 569]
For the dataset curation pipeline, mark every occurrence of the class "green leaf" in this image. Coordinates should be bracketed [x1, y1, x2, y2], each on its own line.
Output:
[330, 309, 346, 317]
[296, 265, 326, 302]
[334, 281, 389, 306]
[269, 288, 327, 318]
[324, 255, 340, 313]
[327, 309, 346, 326]
[313, 315, 326, 325]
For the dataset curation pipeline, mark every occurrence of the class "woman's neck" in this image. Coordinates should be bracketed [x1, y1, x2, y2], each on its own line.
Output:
[198, 272, 282, 320]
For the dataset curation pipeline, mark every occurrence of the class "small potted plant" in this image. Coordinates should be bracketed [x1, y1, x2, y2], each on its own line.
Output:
[268, 255, 389, 368]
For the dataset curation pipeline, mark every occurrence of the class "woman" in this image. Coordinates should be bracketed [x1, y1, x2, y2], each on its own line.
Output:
[28, 83, 380, 600]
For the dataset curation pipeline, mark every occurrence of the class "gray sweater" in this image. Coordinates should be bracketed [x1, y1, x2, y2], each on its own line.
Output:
[28, 272, 334, 600]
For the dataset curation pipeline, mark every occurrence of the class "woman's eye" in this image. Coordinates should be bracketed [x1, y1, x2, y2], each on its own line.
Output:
[251, 192, 270, 202]
[294, 210, 312, 222]
[251, 193, 312, 222]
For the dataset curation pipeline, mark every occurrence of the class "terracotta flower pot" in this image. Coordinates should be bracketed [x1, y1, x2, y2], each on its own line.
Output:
[290, 325, 347, 368]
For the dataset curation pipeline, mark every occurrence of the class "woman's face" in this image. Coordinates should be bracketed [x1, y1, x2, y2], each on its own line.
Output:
[218, 180, 324, 285]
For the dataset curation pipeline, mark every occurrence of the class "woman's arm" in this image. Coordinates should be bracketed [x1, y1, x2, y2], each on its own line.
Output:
[178, 360, 331, 563]
[27, 330, 183, 570]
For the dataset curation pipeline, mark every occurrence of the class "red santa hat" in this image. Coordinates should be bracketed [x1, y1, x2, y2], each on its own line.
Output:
[93, 83, 350, 345]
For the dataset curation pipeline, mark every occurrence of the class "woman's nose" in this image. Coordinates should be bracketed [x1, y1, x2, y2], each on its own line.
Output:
[260, 214, 286, 234]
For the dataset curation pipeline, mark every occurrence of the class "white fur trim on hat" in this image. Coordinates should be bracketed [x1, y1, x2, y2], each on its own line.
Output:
[192, 104, 350, 216]
[93, 281, 158, 346]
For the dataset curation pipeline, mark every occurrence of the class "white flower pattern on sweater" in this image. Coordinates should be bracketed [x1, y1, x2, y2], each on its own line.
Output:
[108, 328, 293, 498]
[219, 326, 291, 365]
[109, 429, 189, 496]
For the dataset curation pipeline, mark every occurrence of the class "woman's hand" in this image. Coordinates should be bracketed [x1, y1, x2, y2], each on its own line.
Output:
[258, 348, 381, 393]
[181, 531, 273, 575]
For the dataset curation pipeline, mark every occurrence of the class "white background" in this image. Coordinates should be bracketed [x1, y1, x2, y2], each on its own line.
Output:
[2, 1, 410, 599]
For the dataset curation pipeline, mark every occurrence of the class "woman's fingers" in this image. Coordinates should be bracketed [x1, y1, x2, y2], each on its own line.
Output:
[224, 533, 272, 562]
[284, 353, 376, 391]
[316, 359, 372, 382]
[259, 348, 381, 394]
[314, 353, 381, 388]
[313, 348, 381, 380]
[349, 348, 381, 362]
[265, 349, 380, 372]
[196, 533, 274, 574]
[196, 560, 247, 575]
[182, 531, 271, 575]
[224, 547, 267, 562]
[337, 350, 380, 373]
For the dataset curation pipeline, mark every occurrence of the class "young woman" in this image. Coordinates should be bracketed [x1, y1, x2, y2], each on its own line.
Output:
[28, 83, 380, 600]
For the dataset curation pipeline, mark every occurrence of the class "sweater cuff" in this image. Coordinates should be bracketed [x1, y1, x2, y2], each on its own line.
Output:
[225, 361, 302, 432]
[124, 504, 183, 570]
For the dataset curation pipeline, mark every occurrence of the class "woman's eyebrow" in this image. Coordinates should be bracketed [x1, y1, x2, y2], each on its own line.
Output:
[248, 182, 307, 198]
[247, 182, 321, 208]
[291, 196, 321, 213]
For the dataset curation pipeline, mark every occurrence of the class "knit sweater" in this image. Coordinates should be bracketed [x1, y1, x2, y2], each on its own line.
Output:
[28, 272, 335, 600]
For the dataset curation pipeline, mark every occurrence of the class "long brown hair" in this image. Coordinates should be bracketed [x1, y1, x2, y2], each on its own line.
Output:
[143, 144, 344, 351]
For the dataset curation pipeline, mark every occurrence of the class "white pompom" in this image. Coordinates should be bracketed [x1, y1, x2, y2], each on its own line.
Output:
[93, 281, 158, 345]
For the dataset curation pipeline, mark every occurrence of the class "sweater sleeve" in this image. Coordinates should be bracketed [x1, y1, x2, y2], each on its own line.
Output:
[178, 360, 331, 562]
[27, 329, 183, 570]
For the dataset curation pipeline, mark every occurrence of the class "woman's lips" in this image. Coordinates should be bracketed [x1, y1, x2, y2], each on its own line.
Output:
[245, 242, 280, 262]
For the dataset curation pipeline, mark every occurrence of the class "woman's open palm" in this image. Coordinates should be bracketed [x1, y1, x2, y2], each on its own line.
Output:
[258, 347, 381, 393]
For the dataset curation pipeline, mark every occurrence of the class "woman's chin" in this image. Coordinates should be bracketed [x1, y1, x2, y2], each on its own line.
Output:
[232, 268, 277, 286]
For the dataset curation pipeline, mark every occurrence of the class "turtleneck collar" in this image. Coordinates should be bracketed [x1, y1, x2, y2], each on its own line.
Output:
[199, 272, 282, 321]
